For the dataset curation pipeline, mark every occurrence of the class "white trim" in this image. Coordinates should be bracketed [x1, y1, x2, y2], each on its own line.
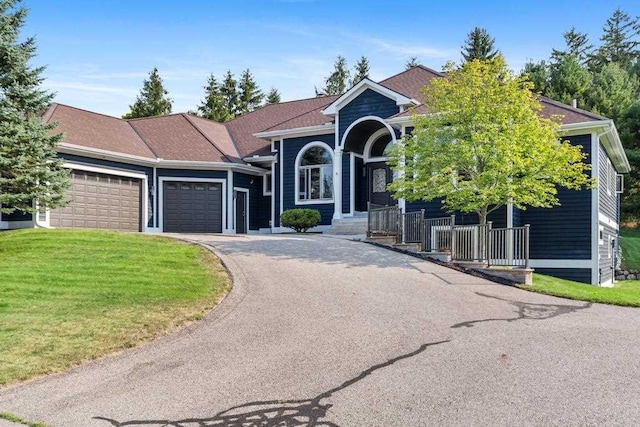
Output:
[398, 124, 407, 213]
[243, 155, 277, 163]
[233, 187, 250, 234]
[340, 116, 397, 150]
[270, 159, 276, 230]
[263, 171, 272, 196]
[322, 78, 416, 116]
[157, 177, 227, 233]
[350, 152, 355, 216]
[599, 213, 619, 230]
[254, 123, 334, 139]
[333, 148, 342, 219]
[363, 127, 396, 163]
[591, 132, 600, 285]
[62, 162, 149, 232]
[279, 138, 284, 226]
[294, 141, 335, 206]
[59, 143, 156, 166]
[152, 166, 158, 229]
[529, 259, 593, 269]
[227, 170, 234, 233]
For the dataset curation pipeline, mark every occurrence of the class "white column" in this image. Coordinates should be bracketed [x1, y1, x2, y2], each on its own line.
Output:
[333, 148, 343, 220]
[227, 170, 234, 233]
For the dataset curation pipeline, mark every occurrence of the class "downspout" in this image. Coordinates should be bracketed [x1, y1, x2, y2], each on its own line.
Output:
[152, 165, 158, 229]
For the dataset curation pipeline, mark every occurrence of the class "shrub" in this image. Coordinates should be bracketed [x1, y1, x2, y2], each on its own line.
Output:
[281, 208, 321, 233]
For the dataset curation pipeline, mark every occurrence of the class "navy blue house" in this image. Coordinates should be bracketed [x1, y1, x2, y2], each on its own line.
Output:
[1, 66, 629, 286]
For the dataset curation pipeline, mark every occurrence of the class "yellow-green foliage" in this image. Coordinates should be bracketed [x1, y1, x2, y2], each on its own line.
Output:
[388, 56, 593, 223]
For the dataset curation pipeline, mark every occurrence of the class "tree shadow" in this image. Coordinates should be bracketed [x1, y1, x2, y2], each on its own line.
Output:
[451, 292, 593, 328]
[94, 340, 449, 427]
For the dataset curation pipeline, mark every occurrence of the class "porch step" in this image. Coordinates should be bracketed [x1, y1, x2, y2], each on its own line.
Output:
[324, 217, 368, 235]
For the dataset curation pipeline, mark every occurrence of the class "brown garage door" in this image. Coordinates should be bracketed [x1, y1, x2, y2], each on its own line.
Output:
[163, 181, 223, 233]
[50, 170, 141, 231]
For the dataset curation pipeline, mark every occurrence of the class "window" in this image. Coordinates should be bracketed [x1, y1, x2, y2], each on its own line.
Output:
[297, 145, 333, 202]
[616, 174, 624, 194]
[263, 173, 272, 195]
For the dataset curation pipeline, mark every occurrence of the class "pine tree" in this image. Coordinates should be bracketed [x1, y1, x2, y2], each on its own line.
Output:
[547, 55, 592, 107]
[461, 27, 500, 62]
[350, 55, 370, 86]
[551, 27, 593, 65]
[122, 68, 172, 119]
[586, 63, 638, 122]
[197, 74, 233, 122]
[590, 8, 640, 72]
[405, 57, 421, 69]
[237, 69, 263, 115]
[521, 60, 550, 94]
[220, 70, 239, 118]
[319, 56, 350, 95]
[265, 87, 281, 104]
[0, 0, 68, 215]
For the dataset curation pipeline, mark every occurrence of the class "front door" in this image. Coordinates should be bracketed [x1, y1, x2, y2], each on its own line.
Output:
[367, 162, 396, 207]
[235, 191, 247, 234]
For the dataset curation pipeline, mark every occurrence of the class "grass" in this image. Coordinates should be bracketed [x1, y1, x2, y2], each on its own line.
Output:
[0, 412, 49, 427]
[620, 228, 640, 271]
[0, 229, 230, 387]
[524, 274, 640, 307]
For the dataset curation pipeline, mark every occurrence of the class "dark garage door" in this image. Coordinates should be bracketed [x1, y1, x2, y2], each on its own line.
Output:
[50, 170, 141, 232]
[163, 181, 223, 233]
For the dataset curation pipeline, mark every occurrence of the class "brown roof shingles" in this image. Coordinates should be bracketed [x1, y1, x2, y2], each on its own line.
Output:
[128, 114, 229, 162]
[225, 95, 339, 157]
[46, 103, 156, 159]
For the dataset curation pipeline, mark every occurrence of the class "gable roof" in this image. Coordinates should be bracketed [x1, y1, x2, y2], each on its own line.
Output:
[321, 78, 416, 116]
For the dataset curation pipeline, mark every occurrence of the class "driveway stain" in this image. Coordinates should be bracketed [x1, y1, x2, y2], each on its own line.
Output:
[94, 340, 449, 427]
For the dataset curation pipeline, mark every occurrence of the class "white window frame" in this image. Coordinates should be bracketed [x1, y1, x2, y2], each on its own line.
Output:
[294, 141, 334, 205]
[616, 174, 624, 194]
[263, 172, 272, 196]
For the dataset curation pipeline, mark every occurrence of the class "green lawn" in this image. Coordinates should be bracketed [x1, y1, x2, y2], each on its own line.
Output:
[525, 274, 640, 307]
[620, 228, 640, 271]
[0, 229, 230, 386]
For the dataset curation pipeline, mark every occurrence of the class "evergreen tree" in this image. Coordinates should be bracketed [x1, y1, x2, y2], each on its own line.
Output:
[265, 87, 281, 104]
[319, 56, 350, 95]
[405, 57, 421, 69]
[220, 70, 239, 118]
[586, 63, 638, 121]
[551, 27, 593, 65]
[590, 8, 640, 72]
[197, 74, 233, 122]
[350, 55, 370, 86]
[461, 27, 500, 62]
[521, 60, 550, 94]
[237, 69, 263, 115]
[547, 55, 592, 107]
[0, 0, 68, 215]
[122, 68, 172, 119]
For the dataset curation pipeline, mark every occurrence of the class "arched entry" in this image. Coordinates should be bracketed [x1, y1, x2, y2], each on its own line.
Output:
[340, 116, 398, 211]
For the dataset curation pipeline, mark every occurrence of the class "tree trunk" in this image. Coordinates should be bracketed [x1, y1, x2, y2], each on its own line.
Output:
[478, 206, 488, 225]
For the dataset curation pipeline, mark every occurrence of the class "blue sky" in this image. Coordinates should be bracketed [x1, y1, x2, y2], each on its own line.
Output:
[22, 0, 640, 117]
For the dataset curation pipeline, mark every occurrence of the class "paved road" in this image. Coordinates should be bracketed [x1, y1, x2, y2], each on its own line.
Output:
[1, 234, 640, 426]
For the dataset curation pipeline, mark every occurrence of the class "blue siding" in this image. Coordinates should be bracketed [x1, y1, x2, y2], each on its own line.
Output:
[282, 134, 335, 225]
[338, 89, 400, 144]
[535, 268, 592, 284]
[234, 172, 270, 230]
[274, 140, 281, 227]
[342, 153, 350, 214]
[59, 153, 154, 227]
[519, 134, 592, 260]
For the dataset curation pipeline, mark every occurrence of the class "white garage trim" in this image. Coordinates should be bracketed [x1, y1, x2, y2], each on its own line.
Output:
[233, 187, 250, 234]
[62, 162, 149, 232]
[158, 177, 227, 233]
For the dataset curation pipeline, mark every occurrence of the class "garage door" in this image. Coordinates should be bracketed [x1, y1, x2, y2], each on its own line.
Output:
[50, 170, 141, 231]
[163, 181, 223, 233]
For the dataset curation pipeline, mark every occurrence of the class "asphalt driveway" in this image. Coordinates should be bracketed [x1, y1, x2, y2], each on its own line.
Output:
[1, 234, 640, 426]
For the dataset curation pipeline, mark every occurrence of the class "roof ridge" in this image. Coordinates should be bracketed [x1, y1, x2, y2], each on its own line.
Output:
[538, 95, 607, 120]
[181, 114, 236, 163]
[125, 112, 189, 122]
[186, 114, 243, 158]
[378, 64, 444, 85]
[41, 103, 59, 122]
[51, 102, 126, 121]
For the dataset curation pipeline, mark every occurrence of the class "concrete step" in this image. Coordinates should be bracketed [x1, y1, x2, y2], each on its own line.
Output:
[325, 217, 369, 235]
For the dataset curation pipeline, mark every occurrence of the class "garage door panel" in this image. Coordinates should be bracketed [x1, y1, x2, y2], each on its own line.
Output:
[163, 181, 222, 233]
[50, 170, 141, 232]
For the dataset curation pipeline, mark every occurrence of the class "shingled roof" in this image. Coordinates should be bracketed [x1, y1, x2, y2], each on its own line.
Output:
[47, 66, 607, 165]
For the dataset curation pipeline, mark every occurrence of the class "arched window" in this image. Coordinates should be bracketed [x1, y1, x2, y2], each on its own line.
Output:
[297, 144, 333, 202]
